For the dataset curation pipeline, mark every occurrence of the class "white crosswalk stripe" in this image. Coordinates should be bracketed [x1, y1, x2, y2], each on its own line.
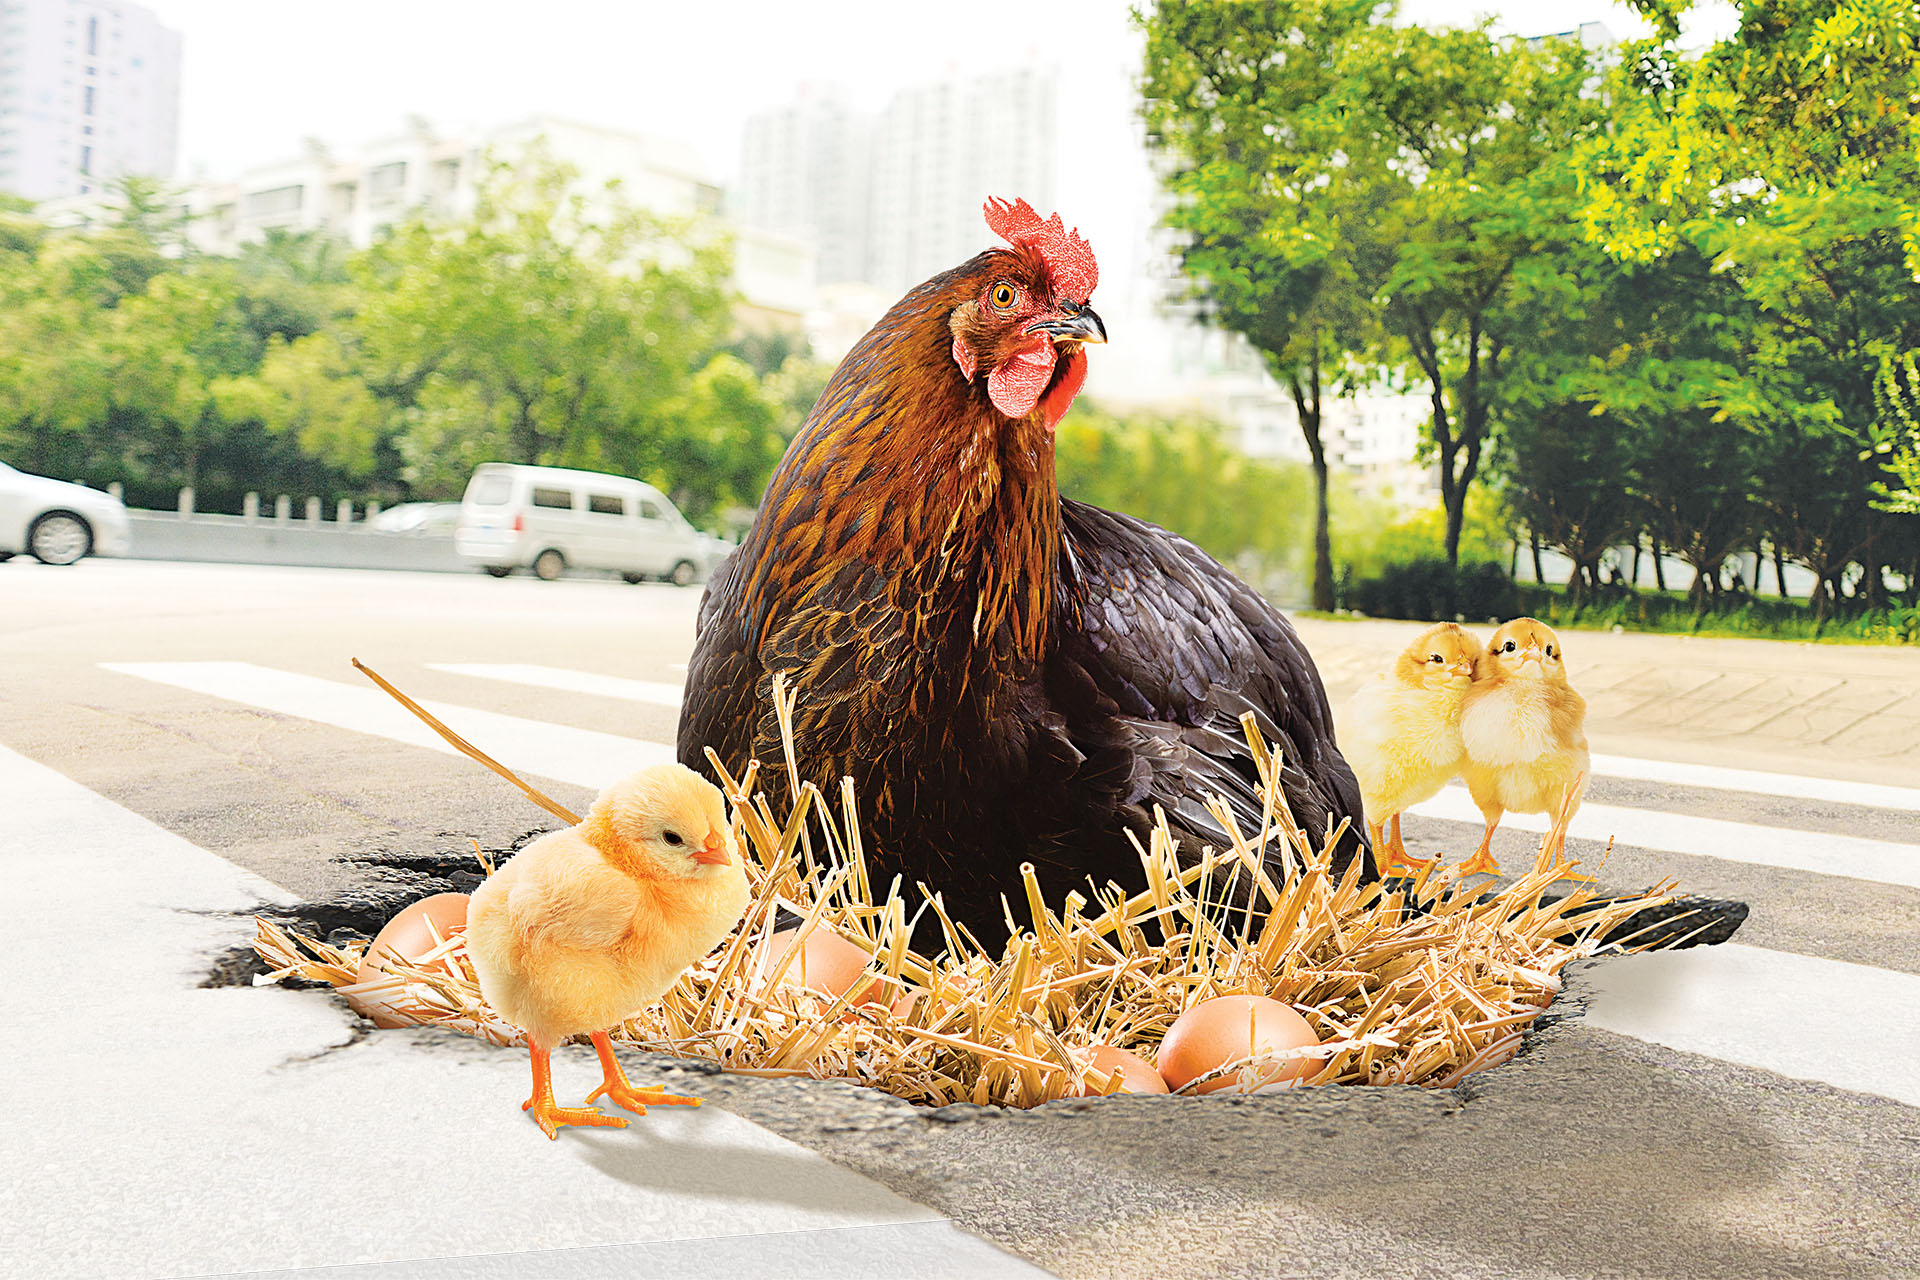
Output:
[82, 659, 1920, 1118]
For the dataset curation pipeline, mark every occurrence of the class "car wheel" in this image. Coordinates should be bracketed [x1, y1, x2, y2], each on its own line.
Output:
[0, 552, 13, 562]
[621, 572, 645, 584]
[28, 511, 92, 566]
[669, 559, 698, 587]
[483, 565, 512, 578]
[533, 549, 566, 582]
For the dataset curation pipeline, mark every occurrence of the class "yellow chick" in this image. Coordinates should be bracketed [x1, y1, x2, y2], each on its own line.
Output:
[1456, 618, 1591, 877]
[1341, 622, 1482, 877]
[466, 763, 751, 1139]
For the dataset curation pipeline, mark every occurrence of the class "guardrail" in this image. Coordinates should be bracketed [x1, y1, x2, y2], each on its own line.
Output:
[124, 509, 467, 574]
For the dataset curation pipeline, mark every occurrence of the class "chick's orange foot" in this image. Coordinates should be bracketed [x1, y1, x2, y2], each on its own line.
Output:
[522, 1095, 627, 1140]
[586, 1030, 702, 1115]
[1455, 847, 1503, 877]
[586, 1082, 703, 1115]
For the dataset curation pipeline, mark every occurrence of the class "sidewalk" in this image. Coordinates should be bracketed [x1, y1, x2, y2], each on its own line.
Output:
[1296, 618, 1920, 789]
[0, 746, 1049, 1280]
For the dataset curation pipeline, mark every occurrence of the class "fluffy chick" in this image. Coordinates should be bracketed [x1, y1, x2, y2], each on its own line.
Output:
[1456, 618, 1591, 878]
[1342, 622, 1482, 876]
[466, 763, 751, 1139]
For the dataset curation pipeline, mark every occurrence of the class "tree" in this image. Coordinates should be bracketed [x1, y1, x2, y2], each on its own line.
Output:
[351, 149, 734, 488]
[1577, 0, 1920, 606]
[1139, 0, 1384, 609]
[1139, 1, 1614, 581]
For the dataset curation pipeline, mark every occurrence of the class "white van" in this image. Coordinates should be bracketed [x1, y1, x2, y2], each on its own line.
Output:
[453, 463, 713, 585]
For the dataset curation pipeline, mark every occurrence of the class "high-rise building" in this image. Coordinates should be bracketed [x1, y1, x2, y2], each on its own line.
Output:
[736, 87, 869, 287]
[0, 0, 180, 201]
[738, 66, 1058, 296]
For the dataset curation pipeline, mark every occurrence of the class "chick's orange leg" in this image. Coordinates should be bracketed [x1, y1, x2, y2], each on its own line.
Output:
[522, 1043, 627, 1140]
[584, 1030, 703, 1115]
[1456, 811, 1504, 877]
[1376, 812, 1436, 876]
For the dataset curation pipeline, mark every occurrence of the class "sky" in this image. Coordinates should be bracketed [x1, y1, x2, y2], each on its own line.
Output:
[132, 0, 1735, 392]
[142, 0, 1728, 187]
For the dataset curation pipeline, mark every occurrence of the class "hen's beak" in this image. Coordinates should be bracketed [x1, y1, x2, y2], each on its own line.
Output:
[1032, 302, 1106, 345]
[692, 833, 731, 866]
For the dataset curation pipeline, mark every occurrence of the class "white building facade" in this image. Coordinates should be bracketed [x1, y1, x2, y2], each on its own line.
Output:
[50, 116, 816, 329]
[0, 0, 178, 201]
[739, 67, 1057, 299]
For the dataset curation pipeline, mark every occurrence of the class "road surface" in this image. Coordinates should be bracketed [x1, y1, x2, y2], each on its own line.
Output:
[3, 560, 1915, 1280]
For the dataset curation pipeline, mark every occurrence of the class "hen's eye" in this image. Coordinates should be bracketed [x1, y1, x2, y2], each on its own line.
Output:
[663, 831, 684, 846]
[990, 281, 1018, 310]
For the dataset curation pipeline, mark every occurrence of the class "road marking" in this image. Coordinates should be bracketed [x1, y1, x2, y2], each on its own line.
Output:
[387, 664, 1920, 815]
[429, 662, 685, 708]
[1580, 942, 1920, 1109]
[1590, 752, 1920, 813]
[1409, 787, 1920, 890]
[0, 742, 967, 1280]
[101, 661, 672, 791]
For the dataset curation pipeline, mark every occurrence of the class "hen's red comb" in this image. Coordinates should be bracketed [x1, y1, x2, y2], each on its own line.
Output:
[984, 197, 1098, 302]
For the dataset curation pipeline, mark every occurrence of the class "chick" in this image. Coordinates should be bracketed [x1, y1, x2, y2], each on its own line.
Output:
[466, 763, 751, 1139]
[1342, 622, 1483, 876]
[1456, 618, 1591, 878]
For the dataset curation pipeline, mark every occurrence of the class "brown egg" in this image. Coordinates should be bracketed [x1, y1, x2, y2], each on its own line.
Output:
[1071, 1045, 1170, 1097]
[347, 893, 471, 1029]
[753, 925, 889, 1007]
[1157, 995, 1324, 1094]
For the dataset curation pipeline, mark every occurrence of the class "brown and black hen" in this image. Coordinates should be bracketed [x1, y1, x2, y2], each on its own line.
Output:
[678, 197, 1370, 943]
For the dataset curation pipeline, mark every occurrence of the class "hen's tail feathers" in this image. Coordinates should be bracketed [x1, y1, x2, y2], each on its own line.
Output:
[1382, 878, 1750, 952]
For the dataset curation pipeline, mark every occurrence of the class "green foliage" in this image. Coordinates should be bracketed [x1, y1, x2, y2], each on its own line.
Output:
[1055, 402, 1316, 590]
[0, 150, 804, 523]
[1138, 0, 1614, 574]
[1871, 349, 1920, 511]
[1518, 584, 1920, 645]
[1344, 557, 1521, 623]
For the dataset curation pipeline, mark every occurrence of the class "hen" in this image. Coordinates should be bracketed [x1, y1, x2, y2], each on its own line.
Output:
[679, 198, 1369, 944]
[1457, 618, 1592, 879]
[1342, 623, 1482, 877]
[466, 763, 750, 1138]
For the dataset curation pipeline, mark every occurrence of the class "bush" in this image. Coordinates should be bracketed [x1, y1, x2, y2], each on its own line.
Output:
[1343, 557, 1520, 622]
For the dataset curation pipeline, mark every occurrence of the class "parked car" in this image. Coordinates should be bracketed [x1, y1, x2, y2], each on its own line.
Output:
[453, 463, 712, 584]
[0, 461, 132, 566]
[369, 502, 462, 535]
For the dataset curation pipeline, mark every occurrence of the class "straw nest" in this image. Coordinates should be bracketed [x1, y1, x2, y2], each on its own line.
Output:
[254, 669, 1683, 1106]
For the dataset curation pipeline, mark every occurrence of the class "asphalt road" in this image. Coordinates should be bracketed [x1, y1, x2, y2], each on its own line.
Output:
[4, 558, 1917, 1280]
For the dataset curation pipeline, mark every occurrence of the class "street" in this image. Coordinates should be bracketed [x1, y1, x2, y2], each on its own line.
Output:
[3, 558, 1917, 1280]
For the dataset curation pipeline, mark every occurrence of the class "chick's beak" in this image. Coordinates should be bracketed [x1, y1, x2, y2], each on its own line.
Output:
[691, 832, 731, 866]
[1032, 302, 1106, 345]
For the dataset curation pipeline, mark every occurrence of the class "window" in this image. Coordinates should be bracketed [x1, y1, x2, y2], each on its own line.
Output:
[587, 493, 627, 517]
[82, 84, 91, 114]
[531, 487, 574, 510]
[78, 144, 89, 173]
[86, 15, 95, 55]
[366, 160, 406, 206]
[637, 497, 666, 521]
[468, 473, 512, 506]
[245, 184, 304, 218]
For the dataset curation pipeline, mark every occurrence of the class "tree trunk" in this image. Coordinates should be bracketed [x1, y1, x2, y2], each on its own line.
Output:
[1288, 365, 1336, 613]
[1651, 536, 1667, 592]
[1529, 529, 1544, 585]
[1630, 542, 1642, 587]
[1773, 543, 1789, 597]
[1567, 561, 1586, 611]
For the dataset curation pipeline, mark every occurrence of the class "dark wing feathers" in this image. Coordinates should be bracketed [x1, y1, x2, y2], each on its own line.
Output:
[1051, 499, 1370, 879]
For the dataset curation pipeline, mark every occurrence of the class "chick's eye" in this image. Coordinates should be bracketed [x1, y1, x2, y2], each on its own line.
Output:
[1546, 646, 1557, 658]
[1503, 641, 1517, 653]
[1429, 654, 1443, 663]
[662, 831, 683, 846]
[990, 281, 1018, 310]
